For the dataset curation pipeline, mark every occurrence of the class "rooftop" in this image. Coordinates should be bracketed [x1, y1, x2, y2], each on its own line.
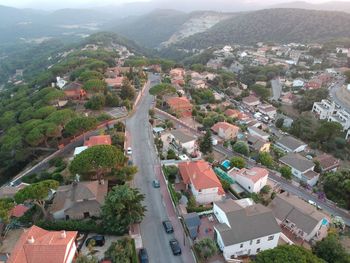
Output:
[84, 135, 112, 147]
[170, 129, 196, 144]
[314, 154, 340, 171]
[242, 95, 260, 104]
[279, 153, 314, 172]
[276, 136, 307, 151]
[211, 122, 239, 134]
[230, 167, 268, 183]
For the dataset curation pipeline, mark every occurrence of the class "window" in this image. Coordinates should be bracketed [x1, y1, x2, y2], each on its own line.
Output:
[268, 235, 274, 241]
[256, 239, 260, 244]
[248, 249, 251, 255]
[256, 248, 261, 253]
[249, 240, 253, 245]
[240, 244, 243, 248]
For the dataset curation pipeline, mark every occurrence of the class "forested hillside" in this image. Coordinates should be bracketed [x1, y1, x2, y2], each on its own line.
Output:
[174, 8, 350, 49]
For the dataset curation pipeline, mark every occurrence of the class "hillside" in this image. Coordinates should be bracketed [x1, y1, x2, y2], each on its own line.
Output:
[272, 1, 350, 13]
[173, 8, 350, 49]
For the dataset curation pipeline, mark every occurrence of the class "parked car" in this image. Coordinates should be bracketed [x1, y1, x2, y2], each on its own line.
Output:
[162, 220, 174, 233]
[139, 248, 149, 263]
[85, 235, 105, 247]
[152, 180, 160, 188]
[127, 147, 132, 155]
[169, 239, 181, 255]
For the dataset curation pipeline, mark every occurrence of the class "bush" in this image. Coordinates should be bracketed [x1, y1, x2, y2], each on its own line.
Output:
[168, 184, 180, 205]
[187, 205, 213, 213]
[49, 157, 65, 167]
[163, 165, 178, 183]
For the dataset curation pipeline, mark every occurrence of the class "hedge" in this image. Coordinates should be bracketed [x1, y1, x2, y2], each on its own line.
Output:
[131, 238, 138, 263]
[187, 205, 213, 213]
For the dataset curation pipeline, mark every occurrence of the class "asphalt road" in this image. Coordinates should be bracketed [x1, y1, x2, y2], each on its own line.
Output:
[126, 74, 185, 263]
[329, 77, 348, 110]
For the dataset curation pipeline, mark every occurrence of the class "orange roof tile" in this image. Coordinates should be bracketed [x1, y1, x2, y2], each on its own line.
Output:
[224, 109, 240, 118]
[84, 135, 112, 147]
[8, 225, 77, 263]
[10, 205, 29, 218]
[178, 161, 225, 194]
[211, 122, 239, 134]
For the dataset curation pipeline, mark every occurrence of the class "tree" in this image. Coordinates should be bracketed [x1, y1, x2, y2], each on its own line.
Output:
[149, 83, 176, 97]
[233, 141, 249, 156]
[75, 254, 98, 263]
[46, 109, 76, 126]
[314, 160, 322, 173]
[83, 79, 107, 93]
[0, 198, 15, 223]
[322, 170, 350, 209]
[105, 237, 134, 263]
[280, 166, 292, 180]
[315, 121, 343, 143]
[64, 117, 98, 136]
[69, 145, 126, 181]
[194, 238, 218, 260]
[313, 234, 350, 263]
[199, 130, 213, 155]
[167, 149, 177, 160]
[258, 152, 273, 167]
[275, 118, 284, 128]
[230, 156, 245, 169]
[85, 95, 106, 110]
[120, 79, 136, 100]
[14, 180, 59, 219]
[254, 245, 324, 263]
[260, 185, 271, 195]
[101, 185, 146, 233]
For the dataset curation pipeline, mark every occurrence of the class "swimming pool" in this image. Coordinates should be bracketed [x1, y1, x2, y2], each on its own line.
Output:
[221, 160, 231, 170]
[322, 218, 328, 226]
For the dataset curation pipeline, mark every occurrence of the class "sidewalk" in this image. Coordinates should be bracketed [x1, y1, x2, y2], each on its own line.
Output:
[155, 164, 196, 263]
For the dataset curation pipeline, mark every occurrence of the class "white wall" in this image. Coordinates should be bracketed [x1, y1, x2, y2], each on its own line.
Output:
[191, 184, 223, 204]
[182, 140, 196, 153]
[65, 240, 77, 263]
[213, 203, 231, 227]
[233, 174, 267, 193]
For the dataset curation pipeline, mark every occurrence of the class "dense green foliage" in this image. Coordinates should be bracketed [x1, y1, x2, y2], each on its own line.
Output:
[194, 238, 218, 260]
[230, 156, 245, 169]
[293, 88, 328, 112]
[105, 237, 137, 263]
[233, 141, 249, 156]
[322, 170, 350, 209]
[313, 234, 350, 263]
[254, 245, 324, 263]
[0, 198, 15, 223]
[199, 130, 213, 154]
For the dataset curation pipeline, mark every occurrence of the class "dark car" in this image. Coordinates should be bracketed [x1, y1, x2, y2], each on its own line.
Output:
[169, 239, 181, 255]
[152, 179, 160, 188]
[85, 235, 105, 247]
[139, 248, 149, 263]
[162, 220, 174, 233]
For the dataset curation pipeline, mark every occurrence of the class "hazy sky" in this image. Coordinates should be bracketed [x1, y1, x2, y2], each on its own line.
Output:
[0, 0, 349, 9]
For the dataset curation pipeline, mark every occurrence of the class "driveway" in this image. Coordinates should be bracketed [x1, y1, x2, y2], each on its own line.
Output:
[126, 73, 194, 263]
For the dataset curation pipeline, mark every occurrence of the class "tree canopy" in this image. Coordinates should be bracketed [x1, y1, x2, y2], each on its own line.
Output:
[313, 234, 350, 263]
[233, 141, 249, 156]
[149, 83, 176, 96]
[199, 130, 213, 155]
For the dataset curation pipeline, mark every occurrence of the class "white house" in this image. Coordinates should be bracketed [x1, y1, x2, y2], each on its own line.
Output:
[279, 153, 319, 186]
[165, 129, 197, 154]
[292, 79, 304, 88]
[56, 77, 67, 89]
[328, 109, 350, 130]
[247, 126, 269, 141]
[213, 199, 281, 260]
[269, 192, 326, 242]
[257, 104, 277, 119]
[275, 136, 307, 153]
[312, 99, 336, 120]
[178, 160, 225, 204]
[228, 167, 268, 193]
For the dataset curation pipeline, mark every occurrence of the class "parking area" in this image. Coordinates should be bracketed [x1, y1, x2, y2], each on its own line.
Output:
[79, 234, 122, 260]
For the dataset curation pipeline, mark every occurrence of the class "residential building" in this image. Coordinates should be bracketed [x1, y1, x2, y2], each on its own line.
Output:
[84, 135, 112, 147]
[328, 109, 350, 130]
[167, 129, 197, 154]
[166, 97, 192, 118]
[50, 180, 108, 220]
[178, 160, 225, 204]
[292, 79, 304, 88]
[228, 167, 268, 193]
[56, 77, 67, 89]
[314, 154, 340, 173]
[306, 79, 322, 90]
[275, 136, 307, 153]
[247, 126, 269, 141]
[190, 79, 206, 89]
[211, 122, 240, 140]
[280, 92, 295, 105]
[213, 199, 280, 259]
[183, 212, 201, 240]
[105, 76, 124, 89]
[224, 109, 241, 119]
[279, 153, 319, 186]
[8, 225, 78, 263]
[269, 192, 326, 242]
[257, 104, 277, 119]
[242, 95, 260, 108]
[63, 82, 86, 100]
[247, 135, 270, 152]
[312, 99, 336, 120]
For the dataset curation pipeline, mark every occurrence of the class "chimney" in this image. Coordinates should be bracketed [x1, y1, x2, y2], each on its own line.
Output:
[61, 230, 66, 239]
[27, 236, 35, 244]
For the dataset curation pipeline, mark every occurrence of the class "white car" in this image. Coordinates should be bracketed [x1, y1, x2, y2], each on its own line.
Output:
[127, 147, 132, 155]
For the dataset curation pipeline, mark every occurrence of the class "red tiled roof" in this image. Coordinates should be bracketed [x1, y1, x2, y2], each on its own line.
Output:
[8, 225, 77, 263]
[211, 122, 239, 134]
[242, 95, 260, 104]
[10, 205, 29, 218]
[166, 97, 192, 117]
[314, 154, 340, 171]
[105, 77, 124, 87]
[224, 109, 240, 118]
[178, 161, 225, 194]
[84, 135, 112, 147]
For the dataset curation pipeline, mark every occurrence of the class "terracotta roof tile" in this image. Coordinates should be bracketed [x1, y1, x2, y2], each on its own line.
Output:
[84, 135, 112, 147]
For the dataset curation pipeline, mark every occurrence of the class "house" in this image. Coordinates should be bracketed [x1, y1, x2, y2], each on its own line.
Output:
[242, 95, 260, 108]
[229, 167, 268, 193]
[211, 122, 240, 140]
[105, 76, 124, 89]
[73, 146, 88, 156]
[50, 181, 108, 220]
[56, 77, 67, 89]
[275, 136, 307, 153]
[257, 104, 277, 119]
[8, 225, 77, 263]
[306, 79, 322, 90]
[190, 79, 206, 89]
[0, 183, 29, 199]
[292, 79, 304, 88]
[328, 109, 350, 130]
[170, 68, 185, 86]
[280, 92, 295, 105]
[247, 126, 269, 141]
[247, 135, 270, 152]
[63, 82, 86, 100]
[279, 153, 319, 186]
[167, 129, 197, 154]
[312, 100, 336, 120]
[224, 109, 241, 119]
[183, 212, 201, 240]
[268, 192, 326, 242]
[314, 154, 340, 173]
[166, 97, 192, 118]
[84, 135, 112, 147]
[10, 205, 29, 218]
[178, 160, 225, 204]
[213, 199, 280, 259]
